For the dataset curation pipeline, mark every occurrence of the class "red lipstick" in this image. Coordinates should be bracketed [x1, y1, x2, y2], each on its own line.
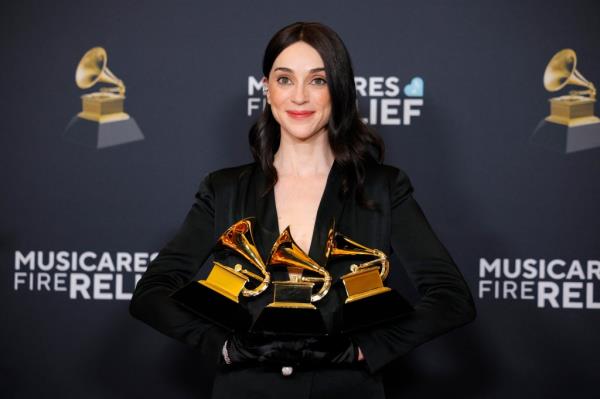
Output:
[286, 110, 315, 119]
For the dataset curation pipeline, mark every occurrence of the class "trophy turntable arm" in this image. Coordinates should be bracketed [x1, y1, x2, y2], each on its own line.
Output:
[239, 268, 266, 282]
[568, 88, 596, 99]
[350, 167, 476, 374]
[129, 173, 229, 359]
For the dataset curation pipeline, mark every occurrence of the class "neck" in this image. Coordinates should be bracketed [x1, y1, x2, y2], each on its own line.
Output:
[273, 129, 335, 177]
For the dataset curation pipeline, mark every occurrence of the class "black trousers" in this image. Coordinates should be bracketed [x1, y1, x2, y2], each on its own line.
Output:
[210, 364, 385, 399]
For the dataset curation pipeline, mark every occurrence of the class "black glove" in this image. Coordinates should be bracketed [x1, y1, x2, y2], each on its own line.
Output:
[223, 333, 357, 367]
[303, 335, 357, 365]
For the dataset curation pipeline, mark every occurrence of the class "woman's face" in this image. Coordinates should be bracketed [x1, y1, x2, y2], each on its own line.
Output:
[265, 41, 332, 142]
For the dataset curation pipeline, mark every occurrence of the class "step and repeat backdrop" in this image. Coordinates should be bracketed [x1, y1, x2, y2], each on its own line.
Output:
[2, 1, 599, 398]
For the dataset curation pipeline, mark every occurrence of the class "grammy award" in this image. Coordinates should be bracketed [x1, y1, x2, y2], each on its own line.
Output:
[531, 48, 600, 153]
[64, 47, 144, 149]
[171, 218, 270, 331]
[325, 226, 412, 333]
[251, 227, 331, 336]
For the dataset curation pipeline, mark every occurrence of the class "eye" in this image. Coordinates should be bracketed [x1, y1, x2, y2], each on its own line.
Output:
[311, 77, 327, 86]
[276, 76, 292, 85]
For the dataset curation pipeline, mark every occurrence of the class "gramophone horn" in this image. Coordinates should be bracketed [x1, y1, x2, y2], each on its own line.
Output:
[269, 227, 332, 302]
[325, 227, 389, 281]
[75, 47, 126, 95]
[544, 48, 596, 98]
[217, 218, 271, 297]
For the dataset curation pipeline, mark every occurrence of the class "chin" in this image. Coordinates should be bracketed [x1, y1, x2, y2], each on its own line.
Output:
[283, 129, 323, 141]
[280, 123, 328, 141]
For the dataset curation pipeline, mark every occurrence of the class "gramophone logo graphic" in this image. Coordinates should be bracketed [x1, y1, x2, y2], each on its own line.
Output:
[531, 49, 600, 153]
[63, 47, 144, 149]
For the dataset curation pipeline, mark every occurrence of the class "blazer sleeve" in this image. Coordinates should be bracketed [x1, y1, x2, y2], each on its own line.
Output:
[129, 173, 228, 360]
[351, 167, 476, 373]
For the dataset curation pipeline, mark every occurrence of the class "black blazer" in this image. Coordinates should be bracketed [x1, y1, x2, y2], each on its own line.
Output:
[129, 161, 476, 398]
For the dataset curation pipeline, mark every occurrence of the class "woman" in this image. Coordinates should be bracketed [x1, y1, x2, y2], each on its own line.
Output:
[130, 21, 476, 399]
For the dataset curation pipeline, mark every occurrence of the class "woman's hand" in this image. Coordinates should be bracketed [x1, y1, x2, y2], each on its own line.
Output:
[222, 333, 360, 367]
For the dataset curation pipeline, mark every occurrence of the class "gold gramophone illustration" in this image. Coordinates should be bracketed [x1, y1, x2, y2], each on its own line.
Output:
[251, 227, 332, 335]
[76, 47, 129, 123]
[64, 47, 144, 149]
[325, 226, 412, 332]
[531, 48, 600, 153]
[171, 218, 270, 331]
[544, 49, 598, 127]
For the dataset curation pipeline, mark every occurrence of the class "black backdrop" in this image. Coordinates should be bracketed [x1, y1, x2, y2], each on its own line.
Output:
[2, 1, 599, 398]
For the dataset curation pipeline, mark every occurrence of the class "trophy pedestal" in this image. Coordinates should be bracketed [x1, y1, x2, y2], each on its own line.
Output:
[251, 281, 327, 336]
[341, 289, 413, 333]
[64, 115, 144, 149]
[531, 118, 600, 153]
[171, 281, 252, 332]
[170, 262, 252, 331]
[251, 306, 327, 336]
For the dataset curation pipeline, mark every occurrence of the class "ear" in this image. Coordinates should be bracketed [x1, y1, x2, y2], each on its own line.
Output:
[262, 77, 270, 104]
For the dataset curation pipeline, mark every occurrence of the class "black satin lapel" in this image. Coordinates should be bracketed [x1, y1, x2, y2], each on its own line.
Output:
[250, 165, 280, 265]
[309, 160, 346, 266]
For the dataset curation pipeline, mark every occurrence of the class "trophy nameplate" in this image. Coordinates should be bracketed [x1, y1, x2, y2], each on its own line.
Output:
[267, 280, 315, 309]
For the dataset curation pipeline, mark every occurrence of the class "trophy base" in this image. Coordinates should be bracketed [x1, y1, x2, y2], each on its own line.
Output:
[199, 262, 249, 303]
[170, 281, 251, 332]
[547, 96, 596, 125]
[531, 118, 600, 153]
[80, 92, 126, 121]
[341, 289, 413, 333]
[342, 266, 391, 303]
[251, 306, 327, 336]
[345, 286, 391, 303]
[267, 302, 316, 309]
[63, 115, 144, 149]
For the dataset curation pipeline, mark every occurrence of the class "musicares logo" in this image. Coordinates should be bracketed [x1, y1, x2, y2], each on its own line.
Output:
[12, 250, 156, 300]
[478, 257, 600, 309]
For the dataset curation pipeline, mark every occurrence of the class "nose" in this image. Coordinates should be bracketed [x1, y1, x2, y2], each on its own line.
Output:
[291, 83, 308, 105]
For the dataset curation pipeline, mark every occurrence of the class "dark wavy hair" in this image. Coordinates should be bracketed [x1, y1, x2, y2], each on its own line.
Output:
[249, 21, 385, 209]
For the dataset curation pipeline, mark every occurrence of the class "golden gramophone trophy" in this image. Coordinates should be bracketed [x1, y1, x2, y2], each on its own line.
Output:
[531, 48, 600, 153]
[251, 227, 331, 335]
[171, 218, 270, 331]
[64, 47, 144, 149]
[325, 227, 412, 333]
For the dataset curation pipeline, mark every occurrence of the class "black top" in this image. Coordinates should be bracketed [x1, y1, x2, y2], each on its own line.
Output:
[129, 161, 476, 379]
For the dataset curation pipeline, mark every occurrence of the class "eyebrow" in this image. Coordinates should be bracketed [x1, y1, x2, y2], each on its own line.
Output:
[273, 67, 326, 73]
